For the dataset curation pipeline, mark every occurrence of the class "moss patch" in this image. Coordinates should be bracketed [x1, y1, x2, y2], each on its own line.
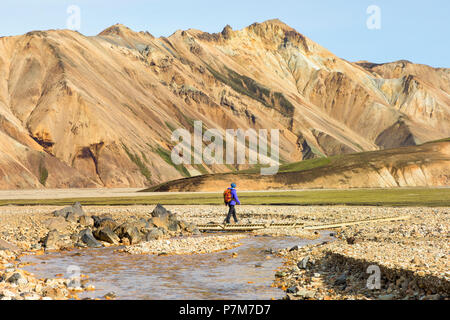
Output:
[154, 147, 191, 178]
[38, 160, 48, 186]
[122, 144, 152, 183]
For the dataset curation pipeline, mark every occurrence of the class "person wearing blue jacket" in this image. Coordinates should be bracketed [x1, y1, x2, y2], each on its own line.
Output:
[225, 183, 240, 224]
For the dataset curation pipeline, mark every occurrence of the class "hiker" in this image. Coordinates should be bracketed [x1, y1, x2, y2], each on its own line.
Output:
[224, 183, 241, 224]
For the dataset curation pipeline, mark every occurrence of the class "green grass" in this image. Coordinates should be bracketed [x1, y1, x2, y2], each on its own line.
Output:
[239, 156, 332, 174]
[1, 188, 448, 207]
[122, 144, 152, 183]
[154, 147, 191, 178]
[38, 160, 48, 186]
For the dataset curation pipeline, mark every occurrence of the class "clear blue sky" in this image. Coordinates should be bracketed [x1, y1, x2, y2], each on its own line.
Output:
[1, 0, 448, 67]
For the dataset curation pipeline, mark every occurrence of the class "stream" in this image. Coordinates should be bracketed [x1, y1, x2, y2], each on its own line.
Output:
[21, 232, 333, 300]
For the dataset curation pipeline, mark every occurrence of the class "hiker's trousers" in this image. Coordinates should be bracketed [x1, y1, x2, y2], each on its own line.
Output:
[225, 205, 238, 223]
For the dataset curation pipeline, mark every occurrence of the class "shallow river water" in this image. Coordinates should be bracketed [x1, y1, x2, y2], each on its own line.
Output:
[21, 232, 333, 300]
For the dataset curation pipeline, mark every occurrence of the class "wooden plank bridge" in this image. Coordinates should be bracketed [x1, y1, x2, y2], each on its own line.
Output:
[197, 215, 411, 232]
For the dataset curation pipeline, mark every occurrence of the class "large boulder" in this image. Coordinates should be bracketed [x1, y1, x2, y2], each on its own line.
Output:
[168, 220, 181, 232]
[42, 217, 69, 232]
[125, 227, 142, 245]
[145, 228, 164, 241]
[151, 204, 171, 218]
[43, 230, 63, 251]
[97, 218, 118, 230]
[53, 206, 74, 218]
[148, 217, 169, 230]
[79, 215, 95, 228]
[79, 229, 102, 248]
[53, 202, 85, 220]
[93, 227, 120, 244]
[114, 223, 143, 244]
[65, 212, 79, 224]
[137, 218, 150, 230]
[72, 202, 85, 215]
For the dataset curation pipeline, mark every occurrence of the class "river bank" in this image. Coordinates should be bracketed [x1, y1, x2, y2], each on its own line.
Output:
[0, 204, 448, 300]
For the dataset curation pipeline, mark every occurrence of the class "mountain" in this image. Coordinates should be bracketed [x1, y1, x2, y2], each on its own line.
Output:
[0, 20, 449, 189]
[147, 140, 450, 192]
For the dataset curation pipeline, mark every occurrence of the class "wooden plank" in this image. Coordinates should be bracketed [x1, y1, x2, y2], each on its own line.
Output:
[197, 215, 410, 232]
[303, 215, 411, 230]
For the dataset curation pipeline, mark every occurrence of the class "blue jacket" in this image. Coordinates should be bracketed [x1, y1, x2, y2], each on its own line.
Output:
[228, 188, 240, 206]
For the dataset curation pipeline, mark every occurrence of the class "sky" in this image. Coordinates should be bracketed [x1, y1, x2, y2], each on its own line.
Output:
[0, 0, 449, 67]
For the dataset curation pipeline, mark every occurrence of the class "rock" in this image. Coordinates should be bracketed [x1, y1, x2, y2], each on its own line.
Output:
[94, 227, 120, 244]
[43, 230, 63, 251]
[334, 273, 347, 286]
[80, 229, 102, 248]
[6, 272, 22, 284]
[289, 245, 299, 252]
[92, 215, 102, 228]
[275, 271, 287, 278]
[42, 286, 67, 299]
[126, 227, 142, 244]
[53, 202, 84, 220]
[145, 228, 164, 241]
[185, 223, 197, 233]
[178, 220, 188, 230]
[346, 236, 357, 245]
[79, 215, 94, 227]
[97, 218, 118, 230]
[297, 256, 310, 269]
[151, 204, 171, 218]
[42, 217, 69, 232]
[133, 219, 150, 233]
[286, 286, 297, 294]
[149, 216, 169, 230]
[65, 212, 79, 224]
[168, 220, 181, 232]
[53, 206, 74, 218]
[103, 292, 117, 300]
[192, 228, 201, 235]
[0, 239, 21, 253]
[296, 288, 315, 299]
[72, 202, 85, 215]
[114, 223, 142, 244]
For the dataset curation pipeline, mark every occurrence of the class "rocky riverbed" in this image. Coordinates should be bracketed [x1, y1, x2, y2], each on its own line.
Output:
[273, 207, 449, 300]
[0, 204, 448, 300]
[121, 234, 247, 255]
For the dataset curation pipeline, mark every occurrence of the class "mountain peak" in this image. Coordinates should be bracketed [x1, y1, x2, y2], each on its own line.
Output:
[247, 19, 293, 32]
[98, 23, 132, 36]
[98, 23, 154, 39]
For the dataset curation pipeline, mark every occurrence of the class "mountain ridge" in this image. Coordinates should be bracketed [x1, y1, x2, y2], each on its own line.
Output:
[0, 19, 448, 189]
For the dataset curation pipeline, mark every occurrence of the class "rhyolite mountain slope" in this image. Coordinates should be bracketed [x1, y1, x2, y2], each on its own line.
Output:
[0, 19, 449, 189]
[147, 140, 450, 192]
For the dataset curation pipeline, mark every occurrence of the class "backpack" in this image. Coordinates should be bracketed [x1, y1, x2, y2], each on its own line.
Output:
[223, 188, 233, 204]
